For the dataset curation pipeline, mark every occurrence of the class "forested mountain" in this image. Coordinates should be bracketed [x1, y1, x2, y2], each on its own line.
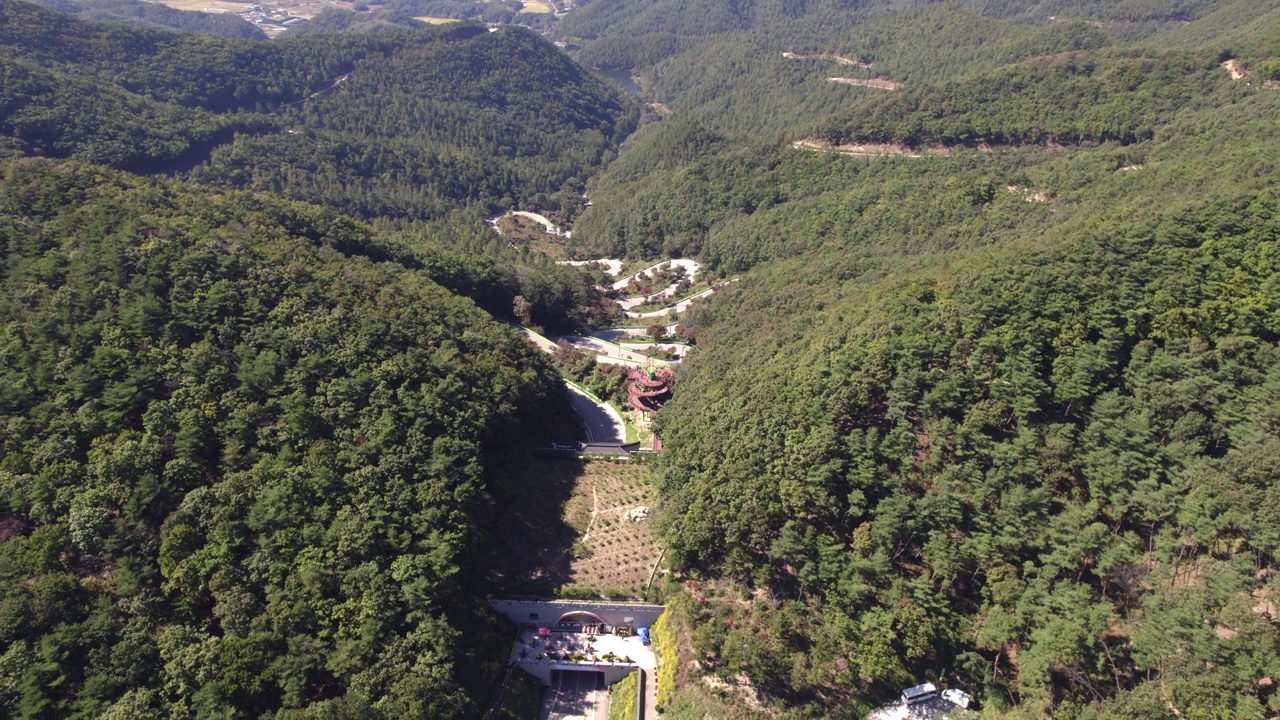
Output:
[0, 159, 575, 717]
[0, 0, 637, 219]
[277, 7, 428, 37]
[5, 0, 1280, 716]
[548, 0, 1280, 717]
[25, 0, 266, 39]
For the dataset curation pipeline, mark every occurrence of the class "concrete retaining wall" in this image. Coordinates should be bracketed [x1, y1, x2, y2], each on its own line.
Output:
[490, 598, 665, 629]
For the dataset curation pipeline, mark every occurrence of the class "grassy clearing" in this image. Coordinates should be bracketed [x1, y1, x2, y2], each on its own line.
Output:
[519, 0, 554, 12]
[623, 408, 655, 448]
[413, 15, 460, 23]
[607, 402, 640, 443]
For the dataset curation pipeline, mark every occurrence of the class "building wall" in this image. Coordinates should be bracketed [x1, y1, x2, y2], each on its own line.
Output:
[490, 599, 665, 629]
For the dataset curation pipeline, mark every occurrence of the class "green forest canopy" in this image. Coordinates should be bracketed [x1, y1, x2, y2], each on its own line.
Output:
[0, 160, 572, 718]
[3, 0, 1280, 716]
[0, 0, 637, 220]
[553, 0, 1280, 716]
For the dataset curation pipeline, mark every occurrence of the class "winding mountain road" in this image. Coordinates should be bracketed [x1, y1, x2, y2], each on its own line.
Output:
[565, 384, 626, 443]
[509, 257, 732, 441]
[610, 259, 701, 291]
[559, 258, 624, 276]
[488, 210, 572, 237]
[561, 335, 673, 365]
[624, 284, 726, 319]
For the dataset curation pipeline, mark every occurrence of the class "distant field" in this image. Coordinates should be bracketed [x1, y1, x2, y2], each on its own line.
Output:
[150, 0, 250, 12]
[519, 0, 553, 13]
[413, 15, 459, 23]
[149, 0, 333, 19]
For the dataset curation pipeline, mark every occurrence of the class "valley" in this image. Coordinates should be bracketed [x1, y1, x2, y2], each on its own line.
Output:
[2, 0, 1280, 718]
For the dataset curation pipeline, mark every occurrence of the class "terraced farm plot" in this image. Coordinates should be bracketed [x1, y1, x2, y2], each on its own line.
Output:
[566, 460, 661, 597]
[485, 457, 661, 599]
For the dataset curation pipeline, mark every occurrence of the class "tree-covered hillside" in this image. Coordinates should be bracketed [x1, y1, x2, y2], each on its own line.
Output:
[0, 0, 637, 221]
[548, 0, 1280, 716]
[655, 191, 1280, 716]
[5, 0, 1280, 716]
[0, 159, 571, 718]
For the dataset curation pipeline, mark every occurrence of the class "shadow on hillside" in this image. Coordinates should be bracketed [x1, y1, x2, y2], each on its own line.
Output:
[484, 455, 586, 595]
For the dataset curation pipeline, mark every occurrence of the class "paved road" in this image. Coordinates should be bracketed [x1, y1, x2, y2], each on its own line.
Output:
[565, 384, 626, 444]
[640, 669, 657, 720]
[512, 211, 570, 236]
[594, 325, 677, 340]
[620, 342, 690, 358]
[517, 325, 560, 353]
[542, 671, 607, 720]
[562, 335, 672, 365]
[487, 211, 571, 238]
[611, 259, 701, 291]
[625, 286, 717, 319]
[559, 258, 624, 276]
[624, 279, 738, 319]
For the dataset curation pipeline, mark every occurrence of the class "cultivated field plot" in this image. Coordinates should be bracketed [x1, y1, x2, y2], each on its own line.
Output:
[565, 460, 661, 597]
[150, 0, 349, 22]
[485, 457, 660, 599]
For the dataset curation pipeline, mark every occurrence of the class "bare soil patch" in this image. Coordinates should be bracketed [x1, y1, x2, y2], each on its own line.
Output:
[1006, 184, 1053, 203]
[647, 102, 673, 118]
[0, 516, 28, 541]
[827, 76, 901, 90]
[782, 51, 874, 68]
[791, 138, 950, 157]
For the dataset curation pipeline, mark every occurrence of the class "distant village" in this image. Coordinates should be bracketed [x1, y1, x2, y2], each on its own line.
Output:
[172, 0, 323, 36]
[234, 4, 306, 28]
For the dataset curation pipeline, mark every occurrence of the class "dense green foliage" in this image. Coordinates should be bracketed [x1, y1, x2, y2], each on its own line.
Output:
[656, 193, 1280, 716]
[277, 7, 428, 37]
[820, 51, 1228, 149]
[0, 160, 572, 718]
[555, 0, 1280, 716]
[0, 0, 636, 220]
[193, 25, 634, 221]
[8, 0, 1280, 716]
[0, 56, 263, 172]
